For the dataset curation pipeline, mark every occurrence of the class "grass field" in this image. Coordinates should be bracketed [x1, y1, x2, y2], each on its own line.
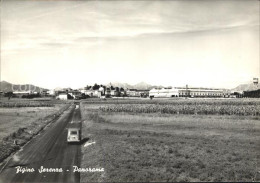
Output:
[0, 99, 71, 163]
[80, 98, 260, 182]
[0, 105, 64, 140]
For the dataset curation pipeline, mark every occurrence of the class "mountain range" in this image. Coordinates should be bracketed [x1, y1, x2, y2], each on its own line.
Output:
[0, 81, 45, 93]
[1, 80, 259, 92]
[110, 82, 260, 92]
[108, 81, 165, 90]
[231, 83, 260, 92]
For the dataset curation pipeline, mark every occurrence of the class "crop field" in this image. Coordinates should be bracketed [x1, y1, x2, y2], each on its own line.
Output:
[0, 105, 63, 140]
[99, 98, 260, 116]
[0, 98, 70, 108]
[80, 98, 260, 182]
[0, 99, 70, 162]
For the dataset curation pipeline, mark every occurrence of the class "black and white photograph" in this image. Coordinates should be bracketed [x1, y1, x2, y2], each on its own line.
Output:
[0, 0, 259, 182]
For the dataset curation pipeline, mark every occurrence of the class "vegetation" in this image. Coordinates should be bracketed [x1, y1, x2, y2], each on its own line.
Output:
[0, 98, 72, 108]
[0, 102, 54, 108]
[80, 98, 260, 182]
[0, 101, 70, 163]
[99, 99, 260, 116]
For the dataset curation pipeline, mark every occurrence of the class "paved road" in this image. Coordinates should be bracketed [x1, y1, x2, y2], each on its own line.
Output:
[0, 104, 82, 183]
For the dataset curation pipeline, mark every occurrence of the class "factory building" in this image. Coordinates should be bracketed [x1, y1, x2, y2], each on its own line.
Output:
[149, 87, 223, 98]
[176, 87, 224, 98]
[149, 87, 179, 98]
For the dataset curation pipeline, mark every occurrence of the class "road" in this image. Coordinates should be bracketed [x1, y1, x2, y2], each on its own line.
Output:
[0, 104, 82, 183]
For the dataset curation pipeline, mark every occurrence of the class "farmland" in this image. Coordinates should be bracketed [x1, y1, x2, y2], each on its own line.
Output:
[0, 99, 71, 163]
[98, 98, 260, 116]
[80, 98, 260, 182]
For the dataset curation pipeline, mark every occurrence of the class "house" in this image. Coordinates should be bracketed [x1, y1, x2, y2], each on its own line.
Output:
[68, 90, 81, 99]
[136, 90, 149, 97]
[57, 93, 68, 100]
[110, 90, 120, 96]
[126, 89, 138, 97]
[41, 89, 49, 96]
[84, 89, 102, 98]
[47, 90, 55, 96]
[13, 91, 33, 98]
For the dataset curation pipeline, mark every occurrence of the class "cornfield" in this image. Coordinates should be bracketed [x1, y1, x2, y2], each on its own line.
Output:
[99, 99, 260, 116]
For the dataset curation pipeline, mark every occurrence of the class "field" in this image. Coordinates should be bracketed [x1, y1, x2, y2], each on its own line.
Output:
[0, 99, 71, 163]
[0, 105, 63, 140]
[80, 98, 260, 182]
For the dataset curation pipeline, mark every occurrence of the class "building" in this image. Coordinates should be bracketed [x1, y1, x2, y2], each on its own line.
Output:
[84, 89, 102, 97]
[56, 93, 68, 100]
[40, 89, 48, 96]
[120, 90, 127, 96]
[149, 88, 179, 98]
[136, 90, 150, 97]
[243, 89, 260, 98]
[149, 87, 223, 98]
[13, 91, 33, 98]
[176, 87, 223, 97]
[126, 89, 139, 97]
[47, 90, 55, 96]
[84, 90, 94, 97]
[96, 90, 102, 97]
[110, 90, 120, 96]
[99, 87, 105, 95]
[68, 90, 81, 99]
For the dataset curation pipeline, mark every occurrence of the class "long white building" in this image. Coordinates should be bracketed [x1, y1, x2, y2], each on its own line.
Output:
[149, 87, 224, 98]
[149, 88, 179, 98]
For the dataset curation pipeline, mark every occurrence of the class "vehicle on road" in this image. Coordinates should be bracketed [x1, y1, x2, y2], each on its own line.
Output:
[67, 127, 81, 143]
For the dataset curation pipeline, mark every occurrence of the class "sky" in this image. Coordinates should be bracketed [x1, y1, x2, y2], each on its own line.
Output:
[1, 0, 259, 89]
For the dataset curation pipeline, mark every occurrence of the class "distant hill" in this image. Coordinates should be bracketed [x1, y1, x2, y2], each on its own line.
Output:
[232, 83, 260, 92]
[133, 82, 166, 90]
[6, 80, 258, 93]
[108, 82, 133, 89]
[132, 82, 150, 90]
[109, 82, 166, 90]
[0, 81, 46, 93]
[0, 81, 13, 92]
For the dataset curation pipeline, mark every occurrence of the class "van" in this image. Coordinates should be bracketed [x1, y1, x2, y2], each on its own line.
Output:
[67, 128, 81, 143]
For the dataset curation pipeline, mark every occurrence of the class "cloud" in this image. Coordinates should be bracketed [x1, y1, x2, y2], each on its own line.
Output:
[2, 0, 259, 51]
[1, 0, 259, 89]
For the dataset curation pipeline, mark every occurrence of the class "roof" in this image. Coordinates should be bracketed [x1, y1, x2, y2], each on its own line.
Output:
[58, 93, 67, 95]
[150, 88, 178, 92]
[13, 91, 32, 94]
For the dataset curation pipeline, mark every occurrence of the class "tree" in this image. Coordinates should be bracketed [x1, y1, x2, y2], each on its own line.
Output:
[85, 85, 92, 90]
[92, 83, 100, 90]
[67, 94, 74, 100]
